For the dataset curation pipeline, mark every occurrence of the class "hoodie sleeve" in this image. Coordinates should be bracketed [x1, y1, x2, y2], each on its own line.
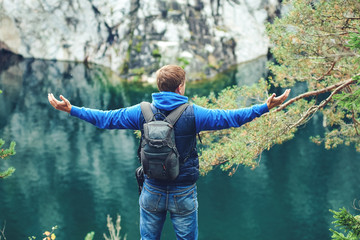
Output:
[70, 104, 142, 130]
[193, 103, 269, 133]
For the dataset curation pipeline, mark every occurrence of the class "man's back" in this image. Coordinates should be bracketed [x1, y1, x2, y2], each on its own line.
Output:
[139, 100, 198, 186]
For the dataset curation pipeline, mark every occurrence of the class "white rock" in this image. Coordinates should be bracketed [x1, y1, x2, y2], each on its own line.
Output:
[0, 14, 21, 52]
[0, 0, 280, 75]
[179, 51, 193, 59]
[140, 0, 161, 17]
[152, 19, 167, 34]
[157, 41, 180, 65]
[204, 44, 215, 53]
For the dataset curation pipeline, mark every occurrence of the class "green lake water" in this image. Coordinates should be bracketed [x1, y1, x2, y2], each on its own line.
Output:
[0, 53, 359, 240]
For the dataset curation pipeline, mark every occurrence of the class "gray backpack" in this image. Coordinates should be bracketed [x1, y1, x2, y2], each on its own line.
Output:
[139, 102, 189, 181]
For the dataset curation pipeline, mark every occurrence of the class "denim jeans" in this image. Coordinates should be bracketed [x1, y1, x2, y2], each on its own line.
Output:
[139, 182, 198, 240]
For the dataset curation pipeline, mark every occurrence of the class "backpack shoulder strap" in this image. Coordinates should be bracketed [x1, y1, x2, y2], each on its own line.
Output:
[140, 102, 154, 123]
[166, 103, 189, 125]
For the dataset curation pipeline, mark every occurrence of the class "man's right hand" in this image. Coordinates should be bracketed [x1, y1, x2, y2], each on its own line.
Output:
[48, 93, 72, 113]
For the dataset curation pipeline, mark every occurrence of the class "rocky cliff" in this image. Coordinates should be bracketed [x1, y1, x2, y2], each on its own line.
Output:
[0, 0, 280, 80]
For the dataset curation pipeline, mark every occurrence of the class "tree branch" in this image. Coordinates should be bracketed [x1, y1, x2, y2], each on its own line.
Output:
[274, 75, 359, 113]
[346, 86, 360, 136]
[287, 79, 354, 129]
[315, 61, 337, 82]
[345, 17, 360, 20]
[211, 159, 229, 166]
[352, 109, 359, 135]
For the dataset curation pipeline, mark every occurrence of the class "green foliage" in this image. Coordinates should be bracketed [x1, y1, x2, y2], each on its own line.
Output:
[130, 67, 145, 76]
[151, 48, 161, 58]
[119, 38, 133, 74]
[0, 140, 16, 158]
[1, 90, 16, 179]
[134, 41, 143, 53]
[128, 67, 146, 82]
[84, 214, 127, 240]
[84, 231, 95, 240]
[326, 75, 360, 150]
[177, 57, 190, 69]
[103, 214, 127, 240]
[194, 0, 360, 174]
[348, 27, 360, 55]
[0, 166, 16, 179]
[267, 0, 360, 151]
[330, 208, 360, 240]
[28, 226, 58, 240]
[267, 0, 360, 87]
[333, 83, 360, 110]
[25, 215, 125, 240]
[193, 80, 311, 175]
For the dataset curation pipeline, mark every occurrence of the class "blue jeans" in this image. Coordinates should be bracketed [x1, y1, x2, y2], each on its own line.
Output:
[139, 182, 198, 240]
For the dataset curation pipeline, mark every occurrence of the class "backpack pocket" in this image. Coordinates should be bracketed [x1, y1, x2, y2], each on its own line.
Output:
[141, 150, 179, 180]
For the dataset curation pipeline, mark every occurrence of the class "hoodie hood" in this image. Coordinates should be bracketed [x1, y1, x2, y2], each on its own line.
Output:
[152, 92, 188, 111]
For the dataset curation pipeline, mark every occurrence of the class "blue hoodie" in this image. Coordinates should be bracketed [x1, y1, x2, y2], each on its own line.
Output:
[70, 91, 269, 133]
[70, 91, 269, 185]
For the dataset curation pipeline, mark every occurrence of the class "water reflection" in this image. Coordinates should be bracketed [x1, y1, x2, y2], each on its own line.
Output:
[0, 53, 359, 240]
[0, 55, 145, 239]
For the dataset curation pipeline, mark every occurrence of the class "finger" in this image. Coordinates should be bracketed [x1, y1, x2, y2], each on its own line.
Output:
[286, 89, 291, 95]
[282, 89, 291, 99]
[48, 93, 53, 105]
[278, 90, 291, 104]
[276, 89, 290, 100]
[49, 93, 56, 104]
[51, 93, 62, 104]
[60, 95, 70, 105]
[50, 93, 65, 109]
[268, 93, 276, 102]
[59, 95, 66, 103]
[48, 93, 57, 107]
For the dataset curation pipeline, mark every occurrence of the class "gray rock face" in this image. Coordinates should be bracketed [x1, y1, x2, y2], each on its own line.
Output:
[0, 0, 280, 80]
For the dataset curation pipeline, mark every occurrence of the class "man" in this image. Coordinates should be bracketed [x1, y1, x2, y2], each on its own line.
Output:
[48, 65, 290, 240]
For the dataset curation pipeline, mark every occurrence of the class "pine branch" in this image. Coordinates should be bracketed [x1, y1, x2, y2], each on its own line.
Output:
[316, 61, 337, 81]
[0, 140, 16, 179]
[274, 75, 359, 113]
[330, 208, 360, 239]
[287, 78, 355, 129]
[0, 167, 15, 179]
[0, 141, 16, 159]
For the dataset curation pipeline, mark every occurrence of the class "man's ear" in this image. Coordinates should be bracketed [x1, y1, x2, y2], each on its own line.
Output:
[175, 85, 182, 95]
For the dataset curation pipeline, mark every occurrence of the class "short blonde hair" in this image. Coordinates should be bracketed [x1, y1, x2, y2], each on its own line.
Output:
[156, 65, 186, 92]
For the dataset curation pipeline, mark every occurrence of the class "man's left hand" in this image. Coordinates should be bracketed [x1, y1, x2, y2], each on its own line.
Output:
[266, 89, 291, 110]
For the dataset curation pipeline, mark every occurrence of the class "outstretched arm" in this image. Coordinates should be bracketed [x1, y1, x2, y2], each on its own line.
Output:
[48, 93, 72, 113]
[194, 89, 291, 133]
[47, 93, 141, 130]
